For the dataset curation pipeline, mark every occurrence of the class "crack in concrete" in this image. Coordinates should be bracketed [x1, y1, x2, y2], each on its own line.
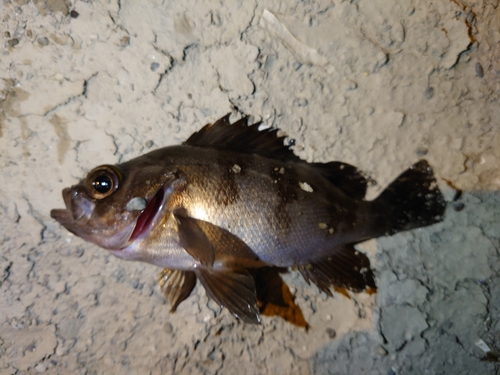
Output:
[22, 195, 47, 244]
[104, 131, 122, 161]
[43, 73, 98, 118]
[150, 32, 178, 96]
[1, 261, 13, 288]
[239, 0, 258, 41]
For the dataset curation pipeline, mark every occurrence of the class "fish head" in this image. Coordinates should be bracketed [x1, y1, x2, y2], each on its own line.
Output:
[51, 162, 177, 250]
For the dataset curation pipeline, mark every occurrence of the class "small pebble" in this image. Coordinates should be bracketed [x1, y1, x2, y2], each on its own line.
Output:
[14, 26, 25, 38]
[150, 62, 160, 71]
[35, 363, 46, 373]
[376, 345, 388, 356]
[325, 327, 336, 339]
[452, 202, 465, 212]
[74, 246, 85, 257]
[120, 36, 130, 47]
[424, 87, 434, 99]
[38, 37, 49, 46]
[292, 98, 308, 107]
[7, 38, 19, 47]
[145, 140, 154, 148]
[4, 31, 10, 38]
[416, 147, 428, 156]
[164, 323, 173, 334]
[70, 10, 79, 18]
[466, 12, 475, 25]
[475, 62, 483, 78]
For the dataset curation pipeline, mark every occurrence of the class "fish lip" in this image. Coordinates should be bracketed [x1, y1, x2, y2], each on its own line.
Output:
[51, 188, 94, 225]
[50, 208, 72, 223]
[50, 188, 73, 221]
[125, 182, 169, 246]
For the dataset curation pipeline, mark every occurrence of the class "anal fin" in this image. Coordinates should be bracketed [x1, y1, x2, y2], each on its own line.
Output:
[195, 267, 260, 324]
[158, 269, 197, 312]
[298, 244, 376, 296]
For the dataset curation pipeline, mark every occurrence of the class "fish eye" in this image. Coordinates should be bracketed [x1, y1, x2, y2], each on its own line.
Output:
[92, 174, 113, 193]
[87, 166, 121, 199]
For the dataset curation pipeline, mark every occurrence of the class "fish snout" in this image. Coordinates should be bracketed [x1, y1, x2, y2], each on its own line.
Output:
[51, 187, 95, 225]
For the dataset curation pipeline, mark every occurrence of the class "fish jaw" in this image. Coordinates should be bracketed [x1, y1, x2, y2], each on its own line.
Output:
[51, 179, 173, 251]
[51, 187, 97, 237]
[52, 187, 95, 223]
[50, 187, 135, 250]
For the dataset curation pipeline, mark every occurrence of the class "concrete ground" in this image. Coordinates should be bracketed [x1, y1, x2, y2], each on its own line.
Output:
[1, 0, 499, 374]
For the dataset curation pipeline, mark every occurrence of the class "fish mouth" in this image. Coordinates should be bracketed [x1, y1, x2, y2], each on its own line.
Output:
[127, 183, 168, 244]
[51, 188, 95, 226]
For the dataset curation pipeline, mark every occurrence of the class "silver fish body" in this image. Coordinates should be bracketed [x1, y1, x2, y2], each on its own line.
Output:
[51, 115, 446, 323]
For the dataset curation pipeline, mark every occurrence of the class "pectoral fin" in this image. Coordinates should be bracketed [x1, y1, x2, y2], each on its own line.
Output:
[158, 269, 197, 312]
[175, 210, 263, 267]
[173, 211, 262, 322]
[298, 244, 376, 296]
[196, 267, 260, 324]
[174, 210, 215, 266]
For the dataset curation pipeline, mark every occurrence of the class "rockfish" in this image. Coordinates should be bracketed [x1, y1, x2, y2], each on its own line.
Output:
[51, 114, 446, 323]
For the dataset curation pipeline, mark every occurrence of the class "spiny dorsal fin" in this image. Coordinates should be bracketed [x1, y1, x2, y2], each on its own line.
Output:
[184, 114, 301, 162]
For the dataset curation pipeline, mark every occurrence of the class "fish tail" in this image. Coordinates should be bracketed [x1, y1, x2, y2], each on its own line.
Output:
[374, 160, 446, 235]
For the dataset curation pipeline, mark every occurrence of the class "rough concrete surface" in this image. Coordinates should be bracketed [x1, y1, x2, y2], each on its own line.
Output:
[0, 0, 499, 374]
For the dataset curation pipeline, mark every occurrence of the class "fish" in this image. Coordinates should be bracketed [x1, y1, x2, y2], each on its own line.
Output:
[51, 114, 446, 323]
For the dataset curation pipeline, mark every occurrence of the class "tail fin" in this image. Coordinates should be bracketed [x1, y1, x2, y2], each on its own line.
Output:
[375, 160, 446, 235]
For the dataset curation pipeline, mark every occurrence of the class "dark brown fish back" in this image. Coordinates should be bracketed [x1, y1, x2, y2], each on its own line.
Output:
[184, 114, 300, 162]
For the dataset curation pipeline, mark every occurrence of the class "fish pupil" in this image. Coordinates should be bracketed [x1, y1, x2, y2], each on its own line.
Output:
[92, 175, 112, 193]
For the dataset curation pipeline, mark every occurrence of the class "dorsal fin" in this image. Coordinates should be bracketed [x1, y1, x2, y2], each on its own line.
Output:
[184, 114, 301, 162]
[311, 162, 373, 200]
[185, 114, 372, 199]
